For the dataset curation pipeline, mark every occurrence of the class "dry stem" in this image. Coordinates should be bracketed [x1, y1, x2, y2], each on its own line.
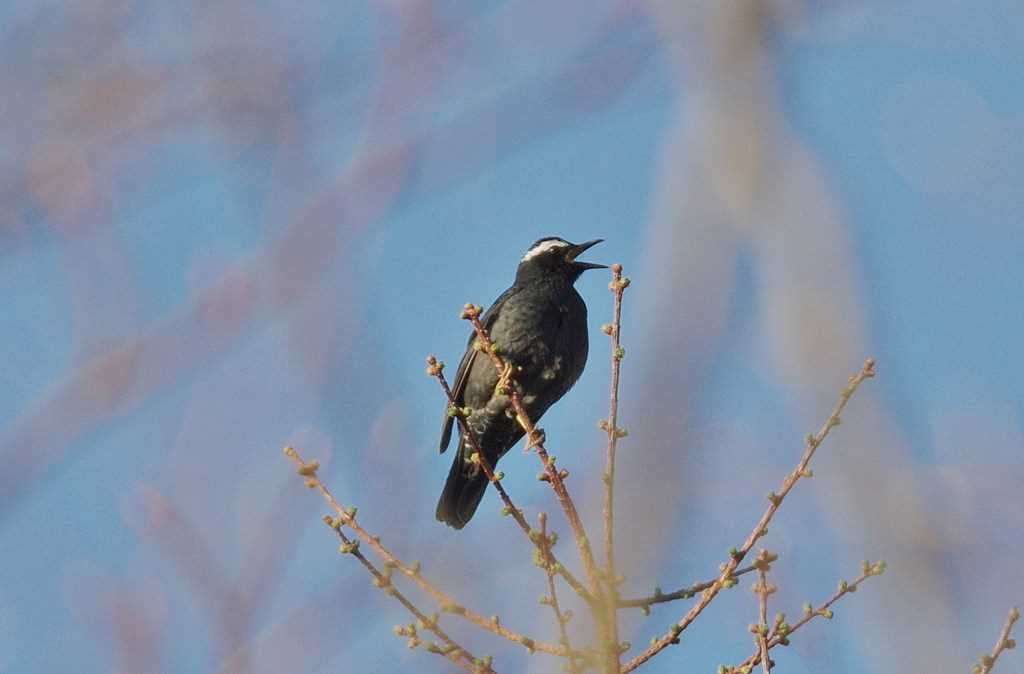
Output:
[323, 519, 480, 672]
[751, 550, 776, 674]
[617, 564, 758, 612]
[282, 446, 567, 661]
[600, 262, 629, 661]
[973, 607, 1020, 674]
[622, 357, 877, 672]
[537, 512, 584, 673]
[728, 560, 887, 672]
[462, 303, 618, 672]
[428, 356, 592, 604]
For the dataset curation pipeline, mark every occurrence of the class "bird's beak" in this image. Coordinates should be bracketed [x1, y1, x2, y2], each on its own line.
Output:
[567, 239, 607, 270]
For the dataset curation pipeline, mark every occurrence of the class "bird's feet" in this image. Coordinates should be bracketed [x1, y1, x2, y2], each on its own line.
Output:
[525, 427, 546, 452]
[495, 361, 516, 395]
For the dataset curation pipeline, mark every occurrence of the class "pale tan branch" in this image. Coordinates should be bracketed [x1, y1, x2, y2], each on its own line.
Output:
[283, 446, 568, 662]
[462, 303, 618, 673]
[600, 262, 630, 660]
[973, 607, 1020, 674]
[322, 518, 481, 672]
[727, 560, 887, 673]
[427, 356, 593, 605]
[622, 358, 876, 672]
[617, 564, 758, 612]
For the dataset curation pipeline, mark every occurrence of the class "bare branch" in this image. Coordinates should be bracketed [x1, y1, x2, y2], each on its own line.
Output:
[537, 512, 585, 673]
[622, 358, 877, 672]
[726, 560, 887, 673]
[427, 356, 593, 605]
[972, 607, 1020, 674]
[282, 446, 568, 661]
[461, 303, 618, 672]
[617, 564, 758, 612]
[600, 262, 630, 658]
[321, 518, 480, 673]
[750, 550, 777, 674]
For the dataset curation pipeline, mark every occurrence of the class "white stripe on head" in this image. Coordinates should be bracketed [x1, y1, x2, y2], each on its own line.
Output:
[521, 238, 569, 262]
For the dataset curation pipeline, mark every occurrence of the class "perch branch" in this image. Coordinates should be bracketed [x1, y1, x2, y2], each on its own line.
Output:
[427, 356, 592, 605]
[462, 303, 617, 672]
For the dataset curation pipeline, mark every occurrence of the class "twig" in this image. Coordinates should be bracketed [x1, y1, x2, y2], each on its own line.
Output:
[427, 356, 593, 605]
[727, 560, 887, 672]
[751, 550, 777, 674]
[461, 303, 617, 673]
[622, 357, 877, 673]
[973, 607, 1020, 674]
[600, 263, 630, 659]
[321, 517, 480, 673]
[537, 512, 584, 673]
[282, 446, 567, 660]
[617, 564, 758, 612]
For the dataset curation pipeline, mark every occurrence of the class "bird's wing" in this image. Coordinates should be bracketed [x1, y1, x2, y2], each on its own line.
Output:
[439, 286, 518, 453]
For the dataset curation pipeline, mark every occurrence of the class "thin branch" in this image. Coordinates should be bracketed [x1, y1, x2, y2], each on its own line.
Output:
[282, 446, 568, 661]
[461, 303, 617, 673]
[617, 564, 758, 611]
[727, 560, 887, 672]
[427, 356, 593, 605]
[600, 263, 630, 659]
[537, 512, 584, 674]
[750, 550, 777, 674]
[973, 607, 1020, 674]
[321, 518, 480, 673]
[622, 357, 877, 673]
[461, 305, 603, 594]
[757, 584, 771, 674]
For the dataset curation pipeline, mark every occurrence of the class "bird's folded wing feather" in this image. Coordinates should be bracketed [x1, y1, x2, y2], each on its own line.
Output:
[438, 286, 519, 453]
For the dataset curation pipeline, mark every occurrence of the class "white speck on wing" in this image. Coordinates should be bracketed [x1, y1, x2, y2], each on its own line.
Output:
[541, 355, 562, 380]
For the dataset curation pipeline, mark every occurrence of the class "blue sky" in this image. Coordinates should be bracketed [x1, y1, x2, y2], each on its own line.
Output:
[1, 2, 1022, 673]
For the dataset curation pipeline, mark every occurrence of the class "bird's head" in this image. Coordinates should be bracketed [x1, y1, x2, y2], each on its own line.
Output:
[515, 237, 606, 284]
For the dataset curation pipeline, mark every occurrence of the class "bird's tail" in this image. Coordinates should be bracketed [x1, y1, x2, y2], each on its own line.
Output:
[435, 437, 489, 529]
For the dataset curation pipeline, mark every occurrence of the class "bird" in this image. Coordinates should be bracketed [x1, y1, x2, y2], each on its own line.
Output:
[436, 236, 606, 529]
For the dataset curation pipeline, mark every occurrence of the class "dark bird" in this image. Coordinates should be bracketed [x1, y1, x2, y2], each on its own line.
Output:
[436, 237, 605, 529]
